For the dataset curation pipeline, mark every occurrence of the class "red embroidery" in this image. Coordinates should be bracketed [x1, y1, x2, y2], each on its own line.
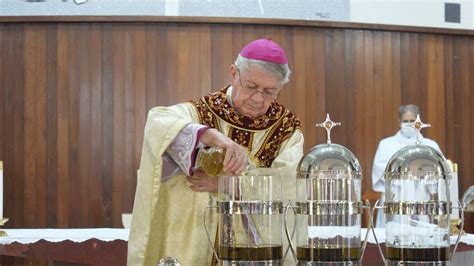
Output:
[228, 127, 253, 152]
[191, 87, 301, 167]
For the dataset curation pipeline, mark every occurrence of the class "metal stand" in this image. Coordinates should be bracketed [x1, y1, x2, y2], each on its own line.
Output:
[298, 261, 361, 266]
[219, 260, 282, 266]
[385, 260, 450, 266]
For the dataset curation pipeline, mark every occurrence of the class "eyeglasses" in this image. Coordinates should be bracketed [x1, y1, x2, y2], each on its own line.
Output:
[401, 119, 416, 123]
[237, 68, 280, 100]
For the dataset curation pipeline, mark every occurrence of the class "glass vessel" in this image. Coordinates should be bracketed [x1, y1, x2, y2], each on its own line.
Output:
[206, 173, 284, 266]
[375, 115, 464, 266]
[287, 114, 370, 266]
[195, 147, 225, 176]
[462, 186, 474, 212]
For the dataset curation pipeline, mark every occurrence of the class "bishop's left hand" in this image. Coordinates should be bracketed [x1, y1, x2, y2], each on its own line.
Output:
[187, 170, 218, 193]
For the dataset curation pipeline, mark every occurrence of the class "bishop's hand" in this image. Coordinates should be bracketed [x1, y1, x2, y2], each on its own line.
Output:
[200, 128, 247, 175]
[187, 170, 218, 193]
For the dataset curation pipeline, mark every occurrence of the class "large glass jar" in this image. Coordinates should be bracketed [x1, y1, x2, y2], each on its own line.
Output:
[381, 144, 463, 265]
[290, 143, 367, 265]
[207, 173, 284, 266]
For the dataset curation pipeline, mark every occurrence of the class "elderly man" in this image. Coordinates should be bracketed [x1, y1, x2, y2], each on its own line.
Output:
[128, 39, 304, 265]
[371, 104, 442, 227]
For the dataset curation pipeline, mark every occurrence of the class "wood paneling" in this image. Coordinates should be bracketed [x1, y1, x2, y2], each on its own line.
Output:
[0, 21, 473, 235]
[1, 16, 473, 37]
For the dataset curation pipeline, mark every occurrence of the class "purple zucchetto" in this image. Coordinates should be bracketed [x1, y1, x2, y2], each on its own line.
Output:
[240, 38, 288, 64]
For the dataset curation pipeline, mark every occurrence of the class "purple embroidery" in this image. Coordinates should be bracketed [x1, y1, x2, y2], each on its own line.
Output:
[165, 123, 208, 177]
[161, 153, 182, 182]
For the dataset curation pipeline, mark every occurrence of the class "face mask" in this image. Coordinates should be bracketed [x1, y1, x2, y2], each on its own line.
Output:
[400, 122, 417, 138]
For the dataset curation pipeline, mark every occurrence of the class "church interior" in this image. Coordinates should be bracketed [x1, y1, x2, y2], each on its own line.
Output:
[0, 1, 473, 265]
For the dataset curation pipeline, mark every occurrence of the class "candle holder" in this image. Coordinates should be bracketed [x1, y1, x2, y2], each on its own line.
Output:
[0, 218, 8, 237]
[0, 161, 5, 237]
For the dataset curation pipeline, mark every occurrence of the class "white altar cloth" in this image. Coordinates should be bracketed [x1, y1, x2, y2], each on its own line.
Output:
[364, 228, 474, 246]
[0, 228, 129, 245]
[0, 228, 472, 246]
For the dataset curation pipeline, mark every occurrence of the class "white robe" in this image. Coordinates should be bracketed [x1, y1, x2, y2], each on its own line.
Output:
[371, 131, 441, 227]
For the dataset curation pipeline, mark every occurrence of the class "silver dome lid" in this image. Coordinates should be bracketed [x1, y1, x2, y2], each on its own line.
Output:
[297, 143, 362, 178]
[385, 144, 451, 180]
[384, 115, 451, 180]
[296, 114, 362, 179]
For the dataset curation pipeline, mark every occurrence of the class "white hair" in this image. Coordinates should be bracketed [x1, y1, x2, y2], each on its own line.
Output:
[399, 104, 420, 118]
[234, 54, 291, 85]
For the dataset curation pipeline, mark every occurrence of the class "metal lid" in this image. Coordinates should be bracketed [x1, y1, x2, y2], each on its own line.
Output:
[385, 144, 451, 180]
[297, 143, 362, 178]
[384, 115, 451, 180]
[296, 114, 362, 179]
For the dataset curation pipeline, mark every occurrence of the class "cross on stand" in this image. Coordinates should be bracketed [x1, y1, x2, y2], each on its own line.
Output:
[316, 113, 341, 144]
[411, 114, 431, 146]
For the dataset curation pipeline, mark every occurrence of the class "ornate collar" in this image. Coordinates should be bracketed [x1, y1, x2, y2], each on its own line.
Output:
[202, 86, 286, 131]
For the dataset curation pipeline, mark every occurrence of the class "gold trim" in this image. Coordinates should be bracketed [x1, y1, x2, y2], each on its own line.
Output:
[199, 87, 286, 132]
[192, 87, 302, 167]
[191, 98, 221, 131]
[0, 161, 2, 170]
[204, 101, 286, 132]
[254, 111, 301, 167]
[208, 107, 287, 132]
[227, 127, 254, 151]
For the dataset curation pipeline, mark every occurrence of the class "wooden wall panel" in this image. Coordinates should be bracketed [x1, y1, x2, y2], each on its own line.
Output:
[89, 24, 104, 227]
[0, 21, 473, 235]
[56, 24, 69, 228]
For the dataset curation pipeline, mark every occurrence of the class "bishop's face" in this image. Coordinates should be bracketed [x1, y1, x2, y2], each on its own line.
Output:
[230, 64, 283, 118]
